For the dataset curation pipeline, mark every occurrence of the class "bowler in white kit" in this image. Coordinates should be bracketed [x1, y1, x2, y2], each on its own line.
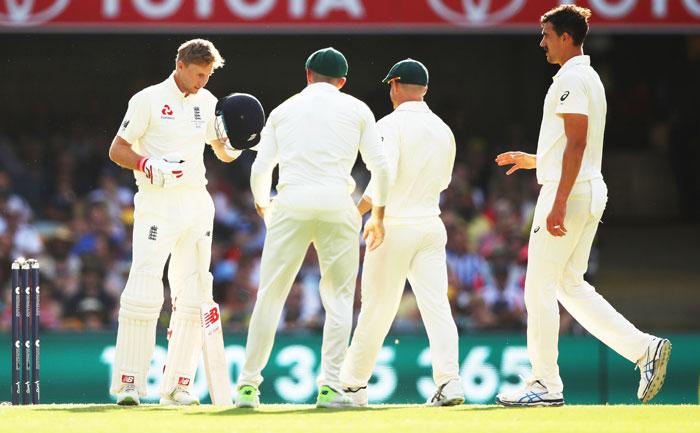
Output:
[339, 59, 464, 407]
[108, 39, 241, 406]
[495, 5, 671, 406]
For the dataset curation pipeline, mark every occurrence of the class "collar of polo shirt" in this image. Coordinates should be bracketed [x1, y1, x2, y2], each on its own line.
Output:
[395, 101, 430, 113]
[553, 55, 590, 80]
[303, 82, 340, 93]
[167, 72, 188, 99]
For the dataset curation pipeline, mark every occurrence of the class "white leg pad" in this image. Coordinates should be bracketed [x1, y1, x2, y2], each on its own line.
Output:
[160, 304, 203, 397]
[111, 292, 162, 396]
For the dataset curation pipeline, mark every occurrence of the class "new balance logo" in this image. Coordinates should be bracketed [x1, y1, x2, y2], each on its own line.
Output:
[178, 377, 191, 386]
[121, 375, 135, 384]
[148, 225, 158, 241]
[203, 307, 220, 328]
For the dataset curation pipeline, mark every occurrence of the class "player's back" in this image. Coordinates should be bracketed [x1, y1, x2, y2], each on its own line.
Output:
[269, 82, 376, 208]
[379, 101, 456, 220]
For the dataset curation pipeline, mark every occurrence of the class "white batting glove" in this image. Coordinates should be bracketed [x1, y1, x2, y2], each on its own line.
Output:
[138, 155, 184, 187]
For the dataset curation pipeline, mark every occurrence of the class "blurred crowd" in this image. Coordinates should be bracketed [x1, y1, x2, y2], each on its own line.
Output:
[0, 129, 590, 335]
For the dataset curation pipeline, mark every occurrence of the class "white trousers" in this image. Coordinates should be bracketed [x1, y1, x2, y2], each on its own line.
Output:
[526, 179, 652, 394]
[238, 203, 361, 390]
[340, 217, 460, 389]
[111, 185, 214, 396]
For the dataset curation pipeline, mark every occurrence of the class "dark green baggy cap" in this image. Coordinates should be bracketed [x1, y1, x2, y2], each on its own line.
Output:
[382, 58, 429, 86]
[305, 47, 348, 78]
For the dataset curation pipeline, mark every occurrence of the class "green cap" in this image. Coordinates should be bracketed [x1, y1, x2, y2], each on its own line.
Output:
[382, 58, 429, 86]
[305, 47, 348, 78]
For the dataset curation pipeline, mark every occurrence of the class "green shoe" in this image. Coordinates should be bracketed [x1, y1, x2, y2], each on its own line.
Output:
[236, 385, 260, 408]
[316, 385, 354, 408]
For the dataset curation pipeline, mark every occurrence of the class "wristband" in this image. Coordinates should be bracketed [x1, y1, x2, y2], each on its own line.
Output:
[137, 157, 148, 172]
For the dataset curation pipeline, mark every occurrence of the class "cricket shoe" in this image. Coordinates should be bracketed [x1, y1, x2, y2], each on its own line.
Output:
[637, 337, 672, 403]
[236, 385, 260, 408]
[495, 379, 564, 407]
[116, 384, 140, 406]
[316, 385, 354, 408]
[342, 386, 368, 407]
[426, 379, 465, 406]
[160, 385, 200, 406]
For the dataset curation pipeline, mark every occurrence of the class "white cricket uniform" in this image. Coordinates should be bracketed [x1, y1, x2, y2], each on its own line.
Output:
[339, 101, 460, 391]
[111, 72, 221, 397]
[239, 82, 390, 390]
[527, 55, 652, 394]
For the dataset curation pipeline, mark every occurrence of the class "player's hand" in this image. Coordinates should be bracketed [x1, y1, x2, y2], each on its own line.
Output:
[255, 202, 266, 219]
[362, 216, 385, 251]
[495, 151, 536, 175]
[547, 201, 568, 237]
[140, 156, 184, 187]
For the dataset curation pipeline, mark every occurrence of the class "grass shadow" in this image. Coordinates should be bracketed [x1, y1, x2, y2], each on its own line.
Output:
[191, 405, 403, 416]
[36, 404, 181, 413]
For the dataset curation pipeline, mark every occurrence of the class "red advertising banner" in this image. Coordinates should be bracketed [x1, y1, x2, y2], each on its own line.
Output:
[1, 0, 699, 32]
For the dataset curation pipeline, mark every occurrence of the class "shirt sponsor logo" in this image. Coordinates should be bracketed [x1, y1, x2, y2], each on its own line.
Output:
[161, 104, 175, 119]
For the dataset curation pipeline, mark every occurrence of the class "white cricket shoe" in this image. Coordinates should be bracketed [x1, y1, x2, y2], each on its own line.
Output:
[426, 379, 465, 406]
[116, 384, 140, 406]
[496, 379, 564, 407]
[160, 386, 200, 406]
[637, 337, 672, 403]
[316, 385, 354, 408]
[343, 386, 368, 407]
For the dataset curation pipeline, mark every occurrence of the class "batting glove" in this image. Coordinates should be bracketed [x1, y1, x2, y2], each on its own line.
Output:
[138, 155, 184, 187]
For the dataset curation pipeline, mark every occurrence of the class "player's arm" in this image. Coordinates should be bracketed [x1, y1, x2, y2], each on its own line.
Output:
[209, 139, 240, 163]
[250, 116, 279, 217]
[547, 113, 588, 236]
[358, 108, 390, 251]
[109, 135, 144, 170]
[495, 151, 536, 174]
[547, 73, 590, 236]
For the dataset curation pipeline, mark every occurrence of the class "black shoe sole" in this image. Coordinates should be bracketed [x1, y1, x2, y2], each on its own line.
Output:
[495, 397, 565, 407]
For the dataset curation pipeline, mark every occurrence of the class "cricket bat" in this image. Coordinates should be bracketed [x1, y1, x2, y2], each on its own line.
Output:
[197, 237, 233, 407]
[201, 298, 233, 406]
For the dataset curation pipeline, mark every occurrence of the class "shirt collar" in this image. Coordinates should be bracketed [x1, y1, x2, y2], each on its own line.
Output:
[395, 101, 430, 113]
[165, 72, 188, 99]
[553, 55, 590, 80]
[302, 82, 340, 93]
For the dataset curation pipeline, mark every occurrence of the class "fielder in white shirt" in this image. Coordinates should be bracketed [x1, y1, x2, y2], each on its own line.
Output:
[495, 5, 670, 406]
[236, 47, 390, 408]
[108, 39, 241, 406]
[339, 59, 464, 407]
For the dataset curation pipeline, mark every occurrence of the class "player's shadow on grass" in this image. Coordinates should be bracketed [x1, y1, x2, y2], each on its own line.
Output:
[193, 406, 400, 416]
[38, 405, 184, 413]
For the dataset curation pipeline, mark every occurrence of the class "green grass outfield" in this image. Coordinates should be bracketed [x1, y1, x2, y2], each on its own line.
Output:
[0, 404, 698, 433]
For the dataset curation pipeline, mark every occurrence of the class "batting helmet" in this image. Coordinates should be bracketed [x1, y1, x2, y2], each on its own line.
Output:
[215, 93, 265, 150]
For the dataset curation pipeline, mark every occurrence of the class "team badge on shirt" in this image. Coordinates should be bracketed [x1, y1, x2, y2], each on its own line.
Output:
[192, 106, 205, 129]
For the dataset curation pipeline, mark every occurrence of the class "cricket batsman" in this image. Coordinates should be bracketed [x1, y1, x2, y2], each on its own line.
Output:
[339, 59, 464, 406]
[495, 5, 671, 406]
[236, 47, 390, 408]
[108, 39, 242, 405]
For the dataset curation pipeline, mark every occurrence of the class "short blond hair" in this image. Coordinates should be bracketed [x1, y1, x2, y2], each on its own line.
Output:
[176, 39, 224, 69]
